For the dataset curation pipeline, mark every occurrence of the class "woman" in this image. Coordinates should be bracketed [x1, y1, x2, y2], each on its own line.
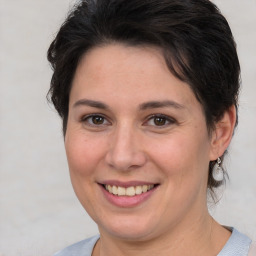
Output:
[47, 0, 255, 255]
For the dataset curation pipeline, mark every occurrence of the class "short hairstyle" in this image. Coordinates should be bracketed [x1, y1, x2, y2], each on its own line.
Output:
[47, 0, 240, 193]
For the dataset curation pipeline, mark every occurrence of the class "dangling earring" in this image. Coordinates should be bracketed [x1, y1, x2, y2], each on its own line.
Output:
[212, 157, 224, 182]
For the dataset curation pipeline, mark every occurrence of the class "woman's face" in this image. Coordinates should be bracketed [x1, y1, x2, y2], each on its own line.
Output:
[65, 44, 216, 241]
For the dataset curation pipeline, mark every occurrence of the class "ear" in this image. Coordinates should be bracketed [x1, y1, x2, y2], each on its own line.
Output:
[209, 105, 237, 161]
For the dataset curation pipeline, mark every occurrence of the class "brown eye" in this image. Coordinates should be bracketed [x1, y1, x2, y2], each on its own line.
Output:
[144, 114, 175, 128]
[154, 117, 167, 126]
[91, 116, 105, 125]
[81, 114, 110, 126]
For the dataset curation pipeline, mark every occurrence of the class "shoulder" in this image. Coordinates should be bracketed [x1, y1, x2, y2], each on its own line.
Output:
[218, 228, 253, 256]
[248, 241, 256, 256]
[53, 235, 100, 256]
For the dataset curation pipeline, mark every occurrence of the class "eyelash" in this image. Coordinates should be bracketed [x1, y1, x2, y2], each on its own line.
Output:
[144, 114, 176, 127]
[80, 114, 176, 128]
[80, 114, 111, 126]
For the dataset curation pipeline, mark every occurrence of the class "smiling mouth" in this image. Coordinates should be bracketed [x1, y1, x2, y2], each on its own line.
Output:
[103, 184, 157, 197]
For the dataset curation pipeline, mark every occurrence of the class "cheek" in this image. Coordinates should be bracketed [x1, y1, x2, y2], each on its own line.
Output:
[65, 132, 105, 178]
[148, 130, 211, 180]
[150, 132, 211, 212]
[64, 133, 105, 214]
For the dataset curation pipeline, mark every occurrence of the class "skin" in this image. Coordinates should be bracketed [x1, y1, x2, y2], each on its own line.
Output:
[65, 44, 236, 256]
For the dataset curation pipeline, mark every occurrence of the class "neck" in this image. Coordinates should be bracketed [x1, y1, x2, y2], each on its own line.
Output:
[93, 212, 231, 256]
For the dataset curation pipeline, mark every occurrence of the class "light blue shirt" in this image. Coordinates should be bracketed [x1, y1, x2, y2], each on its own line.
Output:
[54, 228, 253, 256]
[218, 228, 252, 256]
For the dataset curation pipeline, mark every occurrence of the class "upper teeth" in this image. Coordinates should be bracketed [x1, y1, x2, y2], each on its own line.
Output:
[105, 184, 154, 196]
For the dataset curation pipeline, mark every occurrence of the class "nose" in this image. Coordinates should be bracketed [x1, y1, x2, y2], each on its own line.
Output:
[105, 124, 147, 171]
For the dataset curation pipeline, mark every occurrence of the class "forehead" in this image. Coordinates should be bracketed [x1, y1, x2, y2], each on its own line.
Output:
[74, 44, 169, 86]
[70, 44, 198, 106]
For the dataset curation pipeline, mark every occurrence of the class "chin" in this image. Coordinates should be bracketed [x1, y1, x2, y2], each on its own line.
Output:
[98, 216, 157, 241]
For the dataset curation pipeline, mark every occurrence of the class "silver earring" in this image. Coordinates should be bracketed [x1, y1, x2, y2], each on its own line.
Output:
[212, 157, 224, 182]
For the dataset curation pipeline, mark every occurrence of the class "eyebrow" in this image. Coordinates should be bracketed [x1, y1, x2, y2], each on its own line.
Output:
[73, 99, 109, 110]
[139, 100, 186, 110]
[73, 99, 185, 111]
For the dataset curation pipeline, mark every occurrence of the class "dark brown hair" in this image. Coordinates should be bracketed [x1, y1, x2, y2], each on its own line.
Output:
[47, 0, 240, 192]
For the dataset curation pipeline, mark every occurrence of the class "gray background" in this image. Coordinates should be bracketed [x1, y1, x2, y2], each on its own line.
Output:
[0, 0, 255, 255]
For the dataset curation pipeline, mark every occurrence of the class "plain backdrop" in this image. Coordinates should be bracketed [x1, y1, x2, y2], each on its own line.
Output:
[0, 0, 255, 255]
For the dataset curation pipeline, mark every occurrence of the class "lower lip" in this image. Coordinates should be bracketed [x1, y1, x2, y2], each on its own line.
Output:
[100, 185, 157, 208]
